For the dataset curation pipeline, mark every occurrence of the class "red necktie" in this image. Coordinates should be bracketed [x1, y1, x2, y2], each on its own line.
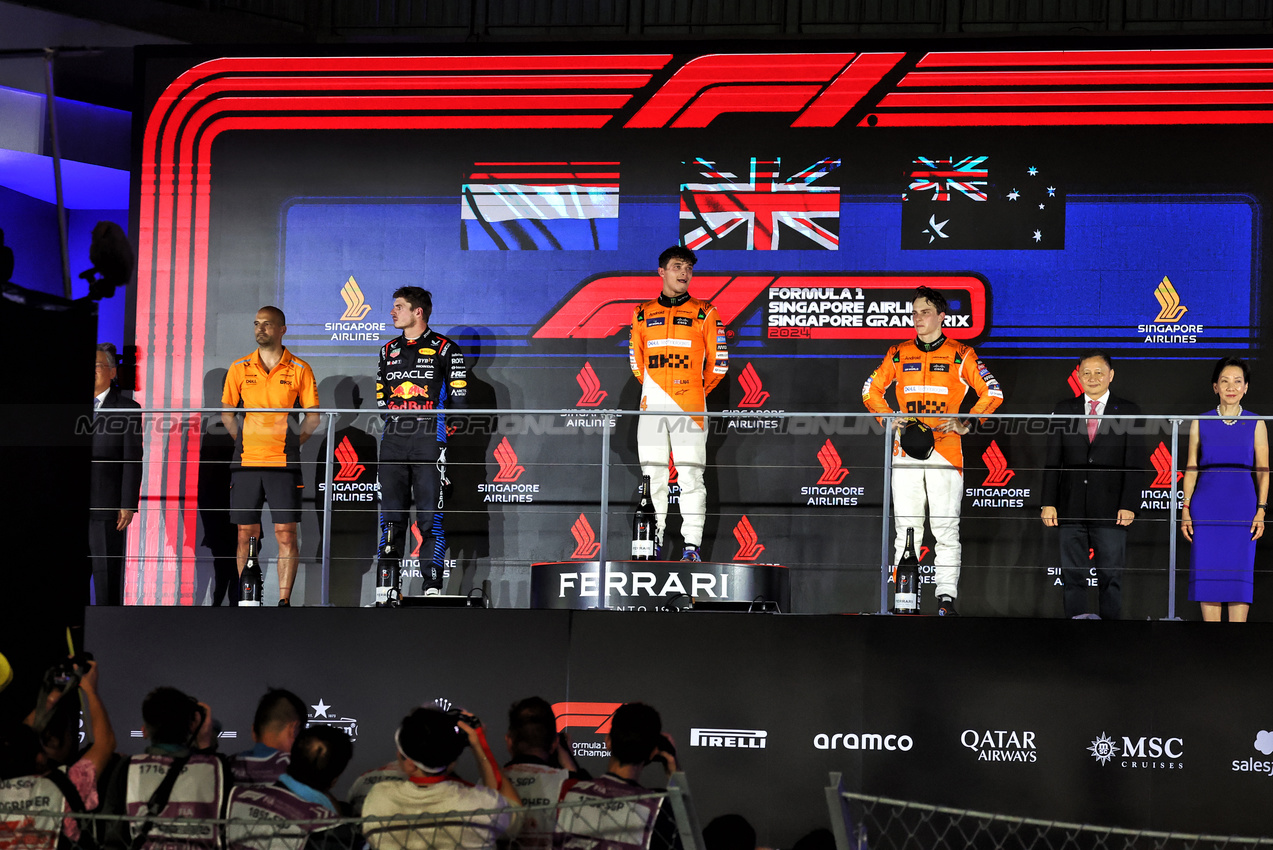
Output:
[1087, 398, 1099, 442]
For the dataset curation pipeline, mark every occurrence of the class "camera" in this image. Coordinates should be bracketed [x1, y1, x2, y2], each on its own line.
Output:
[42, 653, 93, 693]
[446, 707, 482, 729]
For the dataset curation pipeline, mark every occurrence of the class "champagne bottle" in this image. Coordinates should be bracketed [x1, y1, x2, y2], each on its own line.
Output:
[376, 523, 402, 607]
[893, 528, 920, 615]
[239, 536, 263, 607]
[631, 475, 657, 560]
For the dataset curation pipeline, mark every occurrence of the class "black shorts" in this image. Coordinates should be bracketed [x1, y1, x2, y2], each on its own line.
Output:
[230, 469, 303, 525]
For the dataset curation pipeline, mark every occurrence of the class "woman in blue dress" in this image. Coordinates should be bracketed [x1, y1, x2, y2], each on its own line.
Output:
[1181, 357, 1269, 622]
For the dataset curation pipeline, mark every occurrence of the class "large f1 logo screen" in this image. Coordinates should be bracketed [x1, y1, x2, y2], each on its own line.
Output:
[132, 42, 1268, 603]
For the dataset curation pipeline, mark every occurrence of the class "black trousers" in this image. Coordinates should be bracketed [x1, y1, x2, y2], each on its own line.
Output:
[379, 432, 445, 588]
[88, 516, 125, 606]
[1059, 522, 1126, 619]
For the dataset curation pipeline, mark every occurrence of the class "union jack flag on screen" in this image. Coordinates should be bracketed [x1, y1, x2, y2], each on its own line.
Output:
[680, 156, 841, 251]
[908, 156, 989, 202]
[461, 162, 619, 250]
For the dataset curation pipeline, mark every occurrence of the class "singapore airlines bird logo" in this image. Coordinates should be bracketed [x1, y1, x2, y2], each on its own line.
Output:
[733, 516, 765, 561]
[816, 441, 850, 485]
[333, 437, 365, 482]
[493, 437, 526, 483]
[1153, 276, 1187, 323]
[575, 362, 608, 407]
[339, 276, 373, 321]
[981, 441, 1015, 487]
[737, 363, 771, 408]
[570, 514, 601, 559]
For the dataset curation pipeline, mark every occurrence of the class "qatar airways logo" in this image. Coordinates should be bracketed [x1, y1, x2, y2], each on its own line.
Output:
[570, 514, 601, 559]
[723, 363, 783, 432]
[480, 437, 540, 503]
[965, 440, 1029, 508]
[802, 440, 864, 506]
[733, 515, 765, 561]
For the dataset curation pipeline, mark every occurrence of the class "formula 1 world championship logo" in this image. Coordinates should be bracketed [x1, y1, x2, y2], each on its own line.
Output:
[1149, 442, 1183, 489]
[333, 436, 366, 482]
[570, 514, 601, 559]
[733, 516, 765, 561]
[493, 437, 526, 483]
[816, 440, 849, 485]
[553, 702, 622, 734]
[576, 362, 607, 407]
[737, 363, 771, 408]
[981, 440, 1015, 487]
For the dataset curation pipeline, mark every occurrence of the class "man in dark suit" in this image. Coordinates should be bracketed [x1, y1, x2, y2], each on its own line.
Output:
[1041, 352, 1147, 619]
[90, 342, 143, 605]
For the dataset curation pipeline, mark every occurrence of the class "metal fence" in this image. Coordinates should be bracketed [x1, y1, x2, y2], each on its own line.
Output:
[0, 776, 702, 850]
[92, 405, 1259, 614]
[825, 777, 1273, 850]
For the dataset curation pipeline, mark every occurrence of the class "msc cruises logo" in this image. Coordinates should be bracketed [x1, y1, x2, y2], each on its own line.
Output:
[1152, 276, 1188, 322]
[339, 276, 373, 321]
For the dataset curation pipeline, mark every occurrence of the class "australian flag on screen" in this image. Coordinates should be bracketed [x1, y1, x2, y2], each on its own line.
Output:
[901, 156, 1065, 250]
[461, 162, 618, 250]
[680, 156, 841, 250]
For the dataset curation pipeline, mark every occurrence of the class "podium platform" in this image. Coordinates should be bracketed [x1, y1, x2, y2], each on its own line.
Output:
[529, 560, 789, 611]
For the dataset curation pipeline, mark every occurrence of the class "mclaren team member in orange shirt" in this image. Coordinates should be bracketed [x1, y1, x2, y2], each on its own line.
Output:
[629, 246, 728, 562]
[222, 306, 320, 606]
[862, 286, 1003, 616]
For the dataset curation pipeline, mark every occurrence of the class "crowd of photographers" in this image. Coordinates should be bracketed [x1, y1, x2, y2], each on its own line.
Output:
[0, 657, 826, 850]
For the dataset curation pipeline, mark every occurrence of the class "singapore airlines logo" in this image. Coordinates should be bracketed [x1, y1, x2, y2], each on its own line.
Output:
[570, 514, 601, 559]
[576, 362, 608, 407]
[816, 440, 849, 485]
[733, 515, 765, 561]
[339, 276, 373, 321]
[1153, 276, 1187, 322]
[333, 436, 366, 482]
[981, 441, 1015, 487]
[1067, 367, 1083, 396]
[493, 437, 526, 483]
[737, 363, 771, 408]
[1149, 442, 1183, 489]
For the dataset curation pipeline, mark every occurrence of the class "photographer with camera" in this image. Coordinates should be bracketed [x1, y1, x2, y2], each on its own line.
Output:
[228, 689, 308, 784]
[0, 656, 117, 846]
[502, 697, 589, 850]
[557, 702, 683, 850]
[102, 687, 230, 850]
[361, 706, 520, 850]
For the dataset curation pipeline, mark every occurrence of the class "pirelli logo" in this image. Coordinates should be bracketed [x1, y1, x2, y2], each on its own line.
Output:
[690, 728, 768, 749]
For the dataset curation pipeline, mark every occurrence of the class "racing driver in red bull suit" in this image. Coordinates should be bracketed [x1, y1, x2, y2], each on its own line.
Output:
[377, 286, 467, 597]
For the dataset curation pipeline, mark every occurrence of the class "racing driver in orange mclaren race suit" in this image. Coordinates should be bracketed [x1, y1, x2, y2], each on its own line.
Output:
[863, 286, 1003, 616]
[629, 246, 728, 561]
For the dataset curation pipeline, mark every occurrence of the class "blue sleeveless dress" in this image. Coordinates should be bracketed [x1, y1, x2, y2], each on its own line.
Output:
[1188, 410, 1258, 604]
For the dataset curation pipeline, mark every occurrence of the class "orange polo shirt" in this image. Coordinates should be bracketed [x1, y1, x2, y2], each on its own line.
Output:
[223, 348, 320, 469]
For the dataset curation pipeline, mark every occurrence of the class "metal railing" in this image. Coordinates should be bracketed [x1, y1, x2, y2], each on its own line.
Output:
[94, 405, 1261, 615]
